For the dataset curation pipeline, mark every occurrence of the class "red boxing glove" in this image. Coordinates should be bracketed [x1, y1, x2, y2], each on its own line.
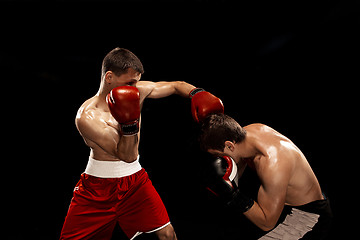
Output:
[106, 86, 140, 136]
[190, 88, 224, 123]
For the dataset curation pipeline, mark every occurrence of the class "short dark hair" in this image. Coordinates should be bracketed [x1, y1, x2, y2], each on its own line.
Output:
[200, 113, 247, 152]
[101, 48, 144, 77]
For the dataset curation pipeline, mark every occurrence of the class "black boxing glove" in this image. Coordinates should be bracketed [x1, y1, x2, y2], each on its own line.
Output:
[206, 156, 254, 213]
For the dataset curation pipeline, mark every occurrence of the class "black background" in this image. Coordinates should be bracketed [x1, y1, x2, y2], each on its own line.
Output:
[2, 0, 358, 239]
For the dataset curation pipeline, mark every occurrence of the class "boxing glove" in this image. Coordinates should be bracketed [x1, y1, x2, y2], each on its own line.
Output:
[106, 86, 140, 136]
[206, 156, 254, 213]
[206, 156, 239, 197]
[189, 88, 224, 123]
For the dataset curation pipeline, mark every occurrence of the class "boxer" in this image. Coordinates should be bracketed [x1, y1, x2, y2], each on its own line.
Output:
[200, 114, 332, 240]
[60, 47, 223, 240]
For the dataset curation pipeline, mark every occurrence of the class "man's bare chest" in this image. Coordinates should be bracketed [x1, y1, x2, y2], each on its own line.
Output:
[99, 111, 120, 131]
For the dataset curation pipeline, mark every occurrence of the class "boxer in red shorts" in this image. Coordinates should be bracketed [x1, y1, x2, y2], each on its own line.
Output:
[60, 48, 223, 240]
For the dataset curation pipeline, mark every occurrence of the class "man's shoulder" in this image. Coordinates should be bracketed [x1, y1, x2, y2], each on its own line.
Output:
[244, 123, 271, 132]
[75, 97, 104, 128]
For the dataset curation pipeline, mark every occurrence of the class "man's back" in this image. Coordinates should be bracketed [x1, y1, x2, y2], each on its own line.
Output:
[245, 124, 324, 206]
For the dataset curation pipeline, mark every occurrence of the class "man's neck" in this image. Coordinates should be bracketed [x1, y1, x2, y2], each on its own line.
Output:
[237, 138, 259, 170]
[96, 80, 111, 99]
[236, 139, 258, 160]
[95, 81, 112, 109]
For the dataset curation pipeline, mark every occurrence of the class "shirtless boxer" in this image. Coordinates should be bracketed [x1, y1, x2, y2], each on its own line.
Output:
[200, 114, 332, 239]
[60, 48, 223, 240]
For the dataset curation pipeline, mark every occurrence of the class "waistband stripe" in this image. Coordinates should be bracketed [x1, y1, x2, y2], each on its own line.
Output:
[84, 155, 142, 178]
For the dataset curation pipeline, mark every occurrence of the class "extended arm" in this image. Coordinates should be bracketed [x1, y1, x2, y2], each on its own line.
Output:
[136, 81, 195, 99]
[136, 80, 224, 124]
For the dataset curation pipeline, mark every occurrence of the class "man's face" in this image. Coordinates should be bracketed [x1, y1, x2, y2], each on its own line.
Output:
[108, 68, 142, 87]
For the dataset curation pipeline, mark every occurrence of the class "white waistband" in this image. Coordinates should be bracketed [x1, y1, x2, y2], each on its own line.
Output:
[84, 155, 142, 178]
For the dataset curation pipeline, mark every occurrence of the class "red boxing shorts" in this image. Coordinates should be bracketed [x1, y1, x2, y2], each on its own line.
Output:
[60, 156, 170, 240]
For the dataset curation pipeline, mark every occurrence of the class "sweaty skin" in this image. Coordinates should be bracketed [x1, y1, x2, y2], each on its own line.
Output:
[75, 68, 194, 162]
[209, 123, 324, 231]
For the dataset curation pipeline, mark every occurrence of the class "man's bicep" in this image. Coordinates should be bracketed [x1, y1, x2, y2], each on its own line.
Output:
[257, 183, 286, 217]
[257, 165, 290, 224]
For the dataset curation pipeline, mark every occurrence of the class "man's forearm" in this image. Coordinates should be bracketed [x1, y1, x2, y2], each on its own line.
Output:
[243, 202, 278, 231]
[174, 81, 196, 98]
[117, 135, 139, 162]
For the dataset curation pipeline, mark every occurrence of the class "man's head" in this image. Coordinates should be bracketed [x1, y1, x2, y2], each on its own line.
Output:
[101, 48, 144, 87]
[200, 113, 247, 156]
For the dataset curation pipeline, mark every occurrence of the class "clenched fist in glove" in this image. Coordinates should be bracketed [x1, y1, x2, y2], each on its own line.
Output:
[189, 88, 224, 123]
[206, 156, 254, 213]
[107, 86, 140, 136]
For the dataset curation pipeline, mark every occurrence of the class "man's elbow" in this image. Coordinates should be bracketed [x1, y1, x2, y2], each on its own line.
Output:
[174, 81, 186, 90]
[174, 81, 194, 97]
[257, 220, 277, 232]
[259, 224, 276, 232]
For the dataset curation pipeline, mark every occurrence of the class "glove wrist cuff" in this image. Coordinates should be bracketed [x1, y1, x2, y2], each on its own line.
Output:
[227, 190, 254, 213]
[189, 88, 205, 98]
[121, 120, 139, 136]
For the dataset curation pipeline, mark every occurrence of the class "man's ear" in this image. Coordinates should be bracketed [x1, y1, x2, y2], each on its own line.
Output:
[105, 71, 113, 84]
[224, 141, 235, 152]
